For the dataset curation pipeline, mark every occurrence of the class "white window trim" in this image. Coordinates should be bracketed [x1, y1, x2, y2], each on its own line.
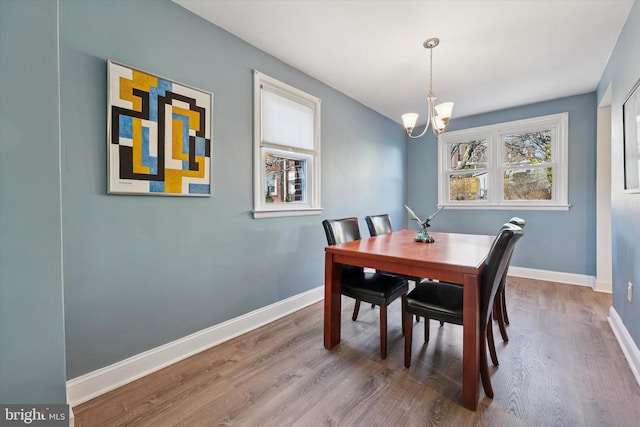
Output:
[252, 71, 322, 219]
[438, 112, 570, 211]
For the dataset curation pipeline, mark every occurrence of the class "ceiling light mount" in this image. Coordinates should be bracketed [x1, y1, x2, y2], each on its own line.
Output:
[423, 37, 440, 49]
[402, 37, 454, 139]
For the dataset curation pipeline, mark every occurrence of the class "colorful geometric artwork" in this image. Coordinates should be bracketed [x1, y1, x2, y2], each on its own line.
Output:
[107, 60, 213, 196]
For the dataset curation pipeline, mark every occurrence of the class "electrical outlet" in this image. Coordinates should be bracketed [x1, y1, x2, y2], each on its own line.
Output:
[629, 282, 633, 303]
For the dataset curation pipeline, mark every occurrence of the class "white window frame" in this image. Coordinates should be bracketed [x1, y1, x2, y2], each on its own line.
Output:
[438, 112, 569, 210]
[253, 71, 322, 219]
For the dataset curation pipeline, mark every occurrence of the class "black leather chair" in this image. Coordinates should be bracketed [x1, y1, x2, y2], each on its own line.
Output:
[416, 216, 525, 366]
[493, 217, 526, 342]
[364, 213, 395, 237]
[403, 223, 523, 399]
[365, 214, 422, 322]
[322, 217, 409, 359]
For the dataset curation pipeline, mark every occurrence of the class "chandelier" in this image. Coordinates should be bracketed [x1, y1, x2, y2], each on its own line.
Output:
[401, 37, 454, 139]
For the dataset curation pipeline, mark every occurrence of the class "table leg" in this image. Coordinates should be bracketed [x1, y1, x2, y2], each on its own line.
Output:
[462, 272, 480, 411]
[324, 251, 342, 349]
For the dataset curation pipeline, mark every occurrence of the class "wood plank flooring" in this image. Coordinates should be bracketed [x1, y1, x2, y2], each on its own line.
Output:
[73, 278, 640, 426]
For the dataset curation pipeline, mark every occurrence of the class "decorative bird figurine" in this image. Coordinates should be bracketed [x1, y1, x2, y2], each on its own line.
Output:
[404, 205, 443, 243]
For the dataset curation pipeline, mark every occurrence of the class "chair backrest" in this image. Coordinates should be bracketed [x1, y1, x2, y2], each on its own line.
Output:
[322, 217, 361, 245]
[480, 223, 524, 329]
[496, 217, 526, 292]
[365, 214, 393, 237]
[322, 217, 364, 277]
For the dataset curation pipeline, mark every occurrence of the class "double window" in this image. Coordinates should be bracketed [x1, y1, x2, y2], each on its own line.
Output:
[438, 113, 569, 210]
[253, 71, 321, 218]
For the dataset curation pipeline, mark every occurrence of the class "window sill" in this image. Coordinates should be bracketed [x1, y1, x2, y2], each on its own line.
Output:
[437, 204, 570, 211]
[252, 207, 323, 219]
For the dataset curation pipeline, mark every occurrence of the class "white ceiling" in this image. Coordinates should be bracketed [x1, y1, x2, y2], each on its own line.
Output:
[173, 0, 634, 124]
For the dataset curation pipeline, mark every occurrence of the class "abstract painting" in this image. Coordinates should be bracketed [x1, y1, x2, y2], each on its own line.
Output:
[108, 60, 213, 196]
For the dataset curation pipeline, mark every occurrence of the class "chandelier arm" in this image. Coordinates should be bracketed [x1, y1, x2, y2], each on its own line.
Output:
[406, 97, 434, 139]
[407, 125, 429, 139]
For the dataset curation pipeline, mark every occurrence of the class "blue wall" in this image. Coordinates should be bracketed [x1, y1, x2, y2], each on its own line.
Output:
[598, 0, 640, 347]
[407, 93, 597, 276]
[0, 1, 67, 403]
[58, 0, 406, 378]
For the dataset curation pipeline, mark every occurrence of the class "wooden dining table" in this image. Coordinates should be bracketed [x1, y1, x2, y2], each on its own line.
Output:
[324, 229, 496, 411]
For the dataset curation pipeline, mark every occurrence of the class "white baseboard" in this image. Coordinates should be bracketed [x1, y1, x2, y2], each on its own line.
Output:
[608, 306, 640, 388]
[67, 286, 324, 408]
[509, 266, 597, 290]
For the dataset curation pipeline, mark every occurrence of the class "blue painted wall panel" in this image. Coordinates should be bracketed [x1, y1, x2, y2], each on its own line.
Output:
[0, 0, 67, 403]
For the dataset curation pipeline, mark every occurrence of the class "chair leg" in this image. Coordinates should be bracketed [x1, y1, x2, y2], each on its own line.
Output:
[352, 299, 361, 321]
[494, 293, 509, 342]
[479, 330, 494, 398]
[487, 317, 499, 366]
[404, 309, 413, 368]
[414, 279, 421, 323]
[502, 290, 510, 325]
[401, 295, 407, 336]
[424, 317, 430, 342]
[380, 305, 387, 359]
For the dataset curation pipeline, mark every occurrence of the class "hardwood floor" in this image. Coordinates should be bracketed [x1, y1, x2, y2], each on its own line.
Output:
[74, 278, 640, 426]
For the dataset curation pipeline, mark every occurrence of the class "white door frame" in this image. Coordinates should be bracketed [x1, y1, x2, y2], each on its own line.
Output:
[596, 84, 613, 293]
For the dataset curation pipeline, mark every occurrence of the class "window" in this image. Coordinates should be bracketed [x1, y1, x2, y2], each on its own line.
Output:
[253, 71, 321, 218]
[438, 113, 569, 210]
